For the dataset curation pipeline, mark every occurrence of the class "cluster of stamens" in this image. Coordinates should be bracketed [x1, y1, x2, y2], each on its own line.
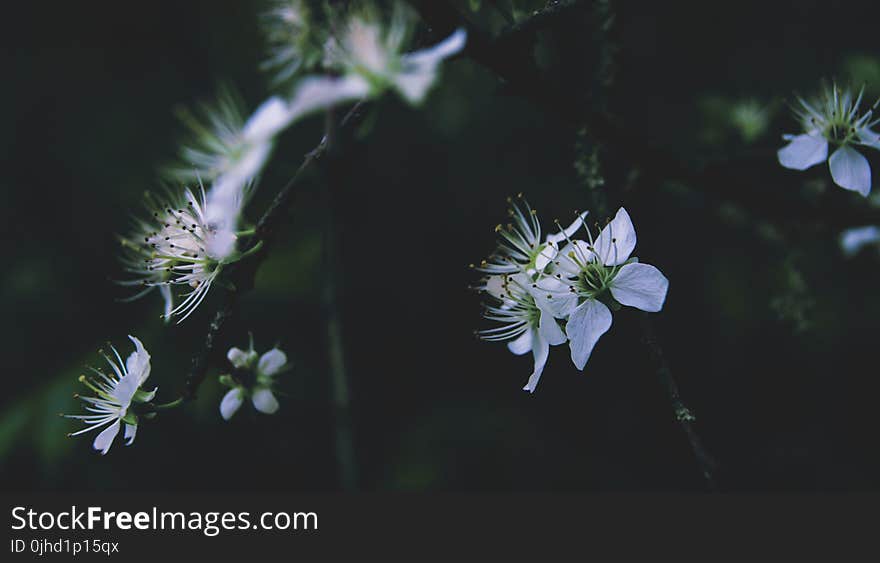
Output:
[797, 85, 879, 146]
[476, 274, 539, 342]
[119, 187, 223, 322]
[472, 195, 547, 275]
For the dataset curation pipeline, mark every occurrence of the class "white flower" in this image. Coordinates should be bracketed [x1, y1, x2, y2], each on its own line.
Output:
[220, 343, 288, 420]
[260, 0, 323, 87]
[477, 272, 567, 393]
[475, 196, 588, 276]
[64, 336, 156, 455]
[171, 91, 293, 237]
[323, 9, 466, 105]
[778, 84, 880, 196]
[119, 185, 239, 322]
[273, 6, 465, 114]
[840, 225, 880, 257]
[536, 208, 669, 371]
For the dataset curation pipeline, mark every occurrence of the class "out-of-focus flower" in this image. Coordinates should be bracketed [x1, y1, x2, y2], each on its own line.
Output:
[119, 185, 241, 323]
[477, 272, 566, 392]
[220, 341, 289, 420]
[778, 84, 880, 196]
[536, 208, 669, 371]
[64, 336, 156, 455]
[261, 0, 325, 87]
[730, 99, 770, 143]
[322, 5, 466, 105]
[840, 225, 880, 257]
[261, 3, 466, 118]
[171, 91, 294, 231]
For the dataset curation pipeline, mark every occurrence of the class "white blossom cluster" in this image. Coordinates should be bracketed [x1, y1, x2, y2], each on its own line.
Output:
[475, 197, 669, 392]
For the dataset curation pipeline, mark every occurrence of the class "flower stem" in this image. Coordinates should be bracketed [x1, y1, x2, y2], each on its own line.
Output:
[322, 108, 358, 491]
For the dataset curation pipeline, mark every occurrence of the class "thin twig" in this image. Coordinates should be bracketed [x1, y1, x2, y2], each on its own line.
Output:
[639, 313, 718, 491]
[180, 101, 368, 403]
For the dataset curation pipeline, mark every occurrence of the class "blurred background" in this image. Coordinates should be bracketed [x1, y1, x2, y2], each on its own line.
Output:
[3, 0, 880, 491]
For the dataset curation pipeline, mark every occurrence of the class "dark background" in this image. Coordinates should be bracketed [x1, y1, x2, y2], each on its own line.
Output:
[2, 0, 880, 491]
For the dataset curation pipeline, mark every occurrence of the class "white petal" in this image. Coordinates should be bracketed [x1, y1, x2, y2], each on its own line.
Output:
[857, 127, 880, 150]
[227, 347, 254, 369]
[565, 299, 612, 371]
[125, 335, 151, 385]
[545, 210, 589, 246]
[205, 227, 238, 260]
[257, 348, 287, 377]
[556, 240, 592, 275]
[829, 146, 871, 196]
[159, 285, 174, 322]
[507, 328, 533, 356]
[124, 423, 138, 446]
[394, 29, 466, 104]
[251, 388, 280, 415]
[93, 419, 121, 455]
[220, 388, 244, 421]
[522, 331, 549, 393]
[393, 71, 437, 104]
[484, 275, 507, 300]
[286, 74, 370, 121]
[609, 263, 669, 312]
[242, 97, 294, 142]
[404, 28, 467, 68]
[592, 208, 637, 266]
[111, 369, 142, 406]
[538, 307, 567, 346]
[531, 277, 578, 318]
[840, 225, 880, 257]
[534, 243, 556, 272]
[777, 133, 828, 170]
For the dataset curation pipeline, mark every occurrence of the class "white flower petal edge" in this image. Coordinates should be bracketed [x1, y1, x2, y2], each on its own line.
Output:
[522, 329, 550, 393]
[565, 299, 613, 371]
[777, 133, 829, 171]
[227, 347, 256, 369]
[286, 74, 371, 120]
[609, 263, 670, 313]
[829, 145, 871, 196]
[858, 128, 880, 150]
[124, 423, 137, 446]
[124, 335, 151, 385]
[93, 420, 122, 456]
[506, 329, 532, 355]
[251, 388, 280, 415]
[220, 388, 245, 421]
[258, 348, 288, 377]
[591, 207, 637, 266]
[242, 96, 295, 141]
[395, 29, 467, 104]
[840, 225, 880, 257]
